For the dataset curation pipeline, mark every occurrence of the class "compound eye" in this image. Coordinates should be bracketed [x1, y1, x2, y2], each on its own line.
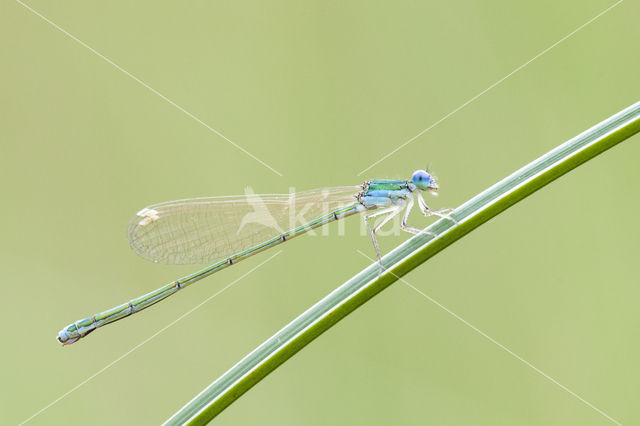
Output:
[411, 170, 431, 190]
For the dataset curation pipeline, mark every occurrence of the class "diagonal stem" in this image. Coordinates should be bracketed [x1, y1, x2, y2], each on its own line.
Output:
[165, 101, 640, 425]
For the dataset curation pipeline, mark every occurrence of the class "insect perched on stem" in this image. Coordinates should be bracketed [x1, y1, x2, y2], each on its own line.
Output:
[57, 170, 455, 345]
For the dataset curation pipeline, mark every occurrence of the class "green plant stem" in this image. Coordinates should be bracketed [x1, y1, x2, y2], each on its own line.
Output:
[165, 101, 640, 425]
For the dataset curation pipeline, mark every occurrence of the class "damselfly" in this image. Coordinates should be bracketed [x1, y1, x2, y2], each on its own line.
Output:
[57, 170, 454, 345]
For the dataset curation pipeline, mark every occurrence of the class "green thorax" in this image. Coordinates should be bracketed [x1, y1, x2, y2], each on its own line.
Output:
[365, 179, 410, 192]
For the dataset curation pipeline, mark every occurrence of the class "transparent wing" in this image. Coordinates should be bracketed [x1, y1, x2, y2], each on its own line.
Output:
[127, 186, 360, 265]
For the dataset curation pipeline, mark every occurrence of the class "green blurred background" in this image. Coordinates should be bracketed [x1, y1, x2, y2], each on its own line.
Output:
[2, 0, 638, 424]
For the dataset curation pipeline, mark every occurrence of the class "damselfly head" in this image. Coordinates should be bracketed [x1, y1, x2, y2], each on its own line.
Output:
[411, 169, 438, 193]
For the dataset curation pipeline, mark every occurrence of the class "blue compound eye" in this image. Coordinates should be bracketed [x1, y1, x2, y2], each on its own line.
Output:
[411, 170, 432, 190]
